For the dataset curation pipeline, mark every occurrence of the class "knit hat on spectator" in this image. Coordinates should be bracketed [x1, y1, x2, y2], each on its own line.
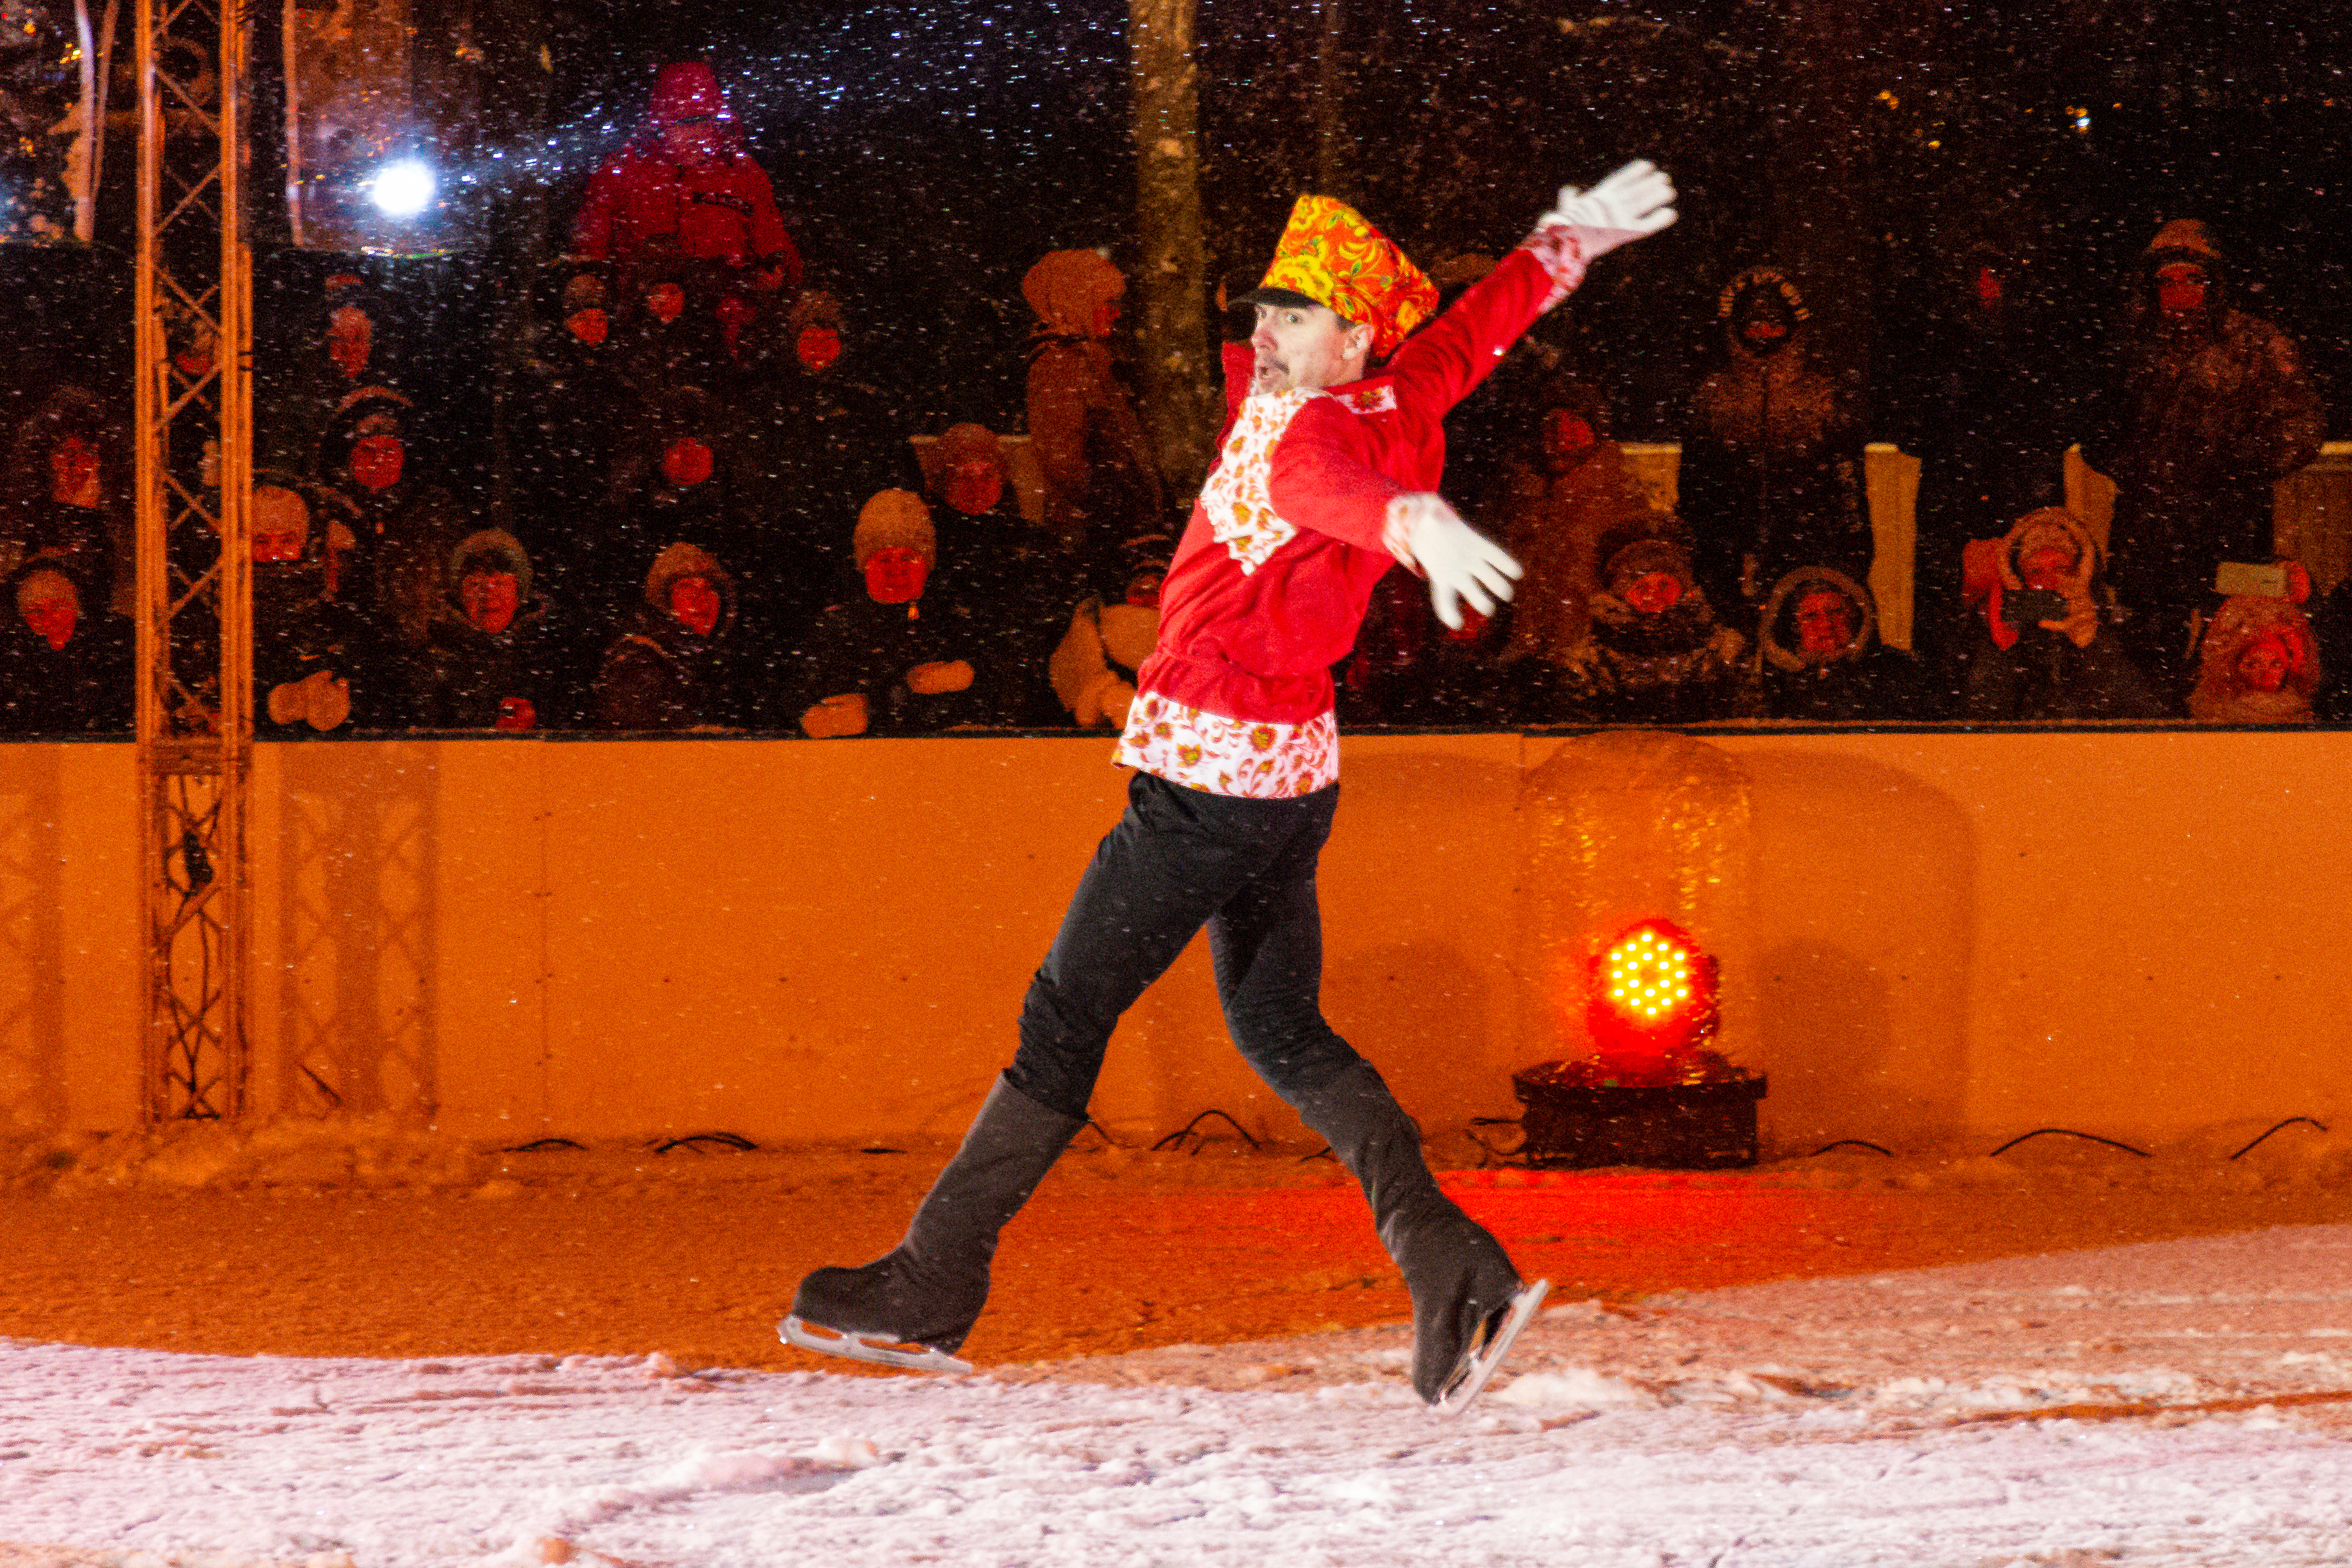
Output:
[853, 489, 936, 567]
[1239, 196, 1438, 358]
[1022, 250, 1125, 339]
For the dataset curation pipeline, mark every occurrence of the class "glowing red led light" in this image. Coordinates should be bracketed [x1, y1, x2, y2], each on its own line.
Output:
[1582, 919, 1722, 1084]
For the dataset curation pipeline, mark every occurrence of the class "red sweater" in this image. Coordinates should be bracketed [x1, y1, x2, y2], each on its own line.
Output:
[1133, 247, 1558, 726]
[573, 148, 801, 283]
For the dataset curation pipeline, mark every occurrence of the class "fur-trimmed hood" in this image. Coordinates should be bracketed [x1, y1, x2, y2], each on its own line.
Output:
[1758, 565, 1878, 673]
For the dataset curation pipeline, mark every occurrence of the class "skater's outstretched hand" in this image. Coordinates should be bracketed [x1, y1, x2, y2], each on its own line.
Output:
[1383, 493, 1522, 631]
[1540, 159, 1678, 260]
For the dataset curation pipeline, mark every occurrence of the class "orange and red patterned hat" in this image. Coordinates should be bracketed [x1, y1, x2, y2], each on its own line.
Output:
[1240, 196, 1437, 359]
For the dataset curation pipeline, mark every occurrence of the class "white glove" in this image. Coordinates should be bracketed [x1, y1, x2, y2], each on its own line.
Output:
[1382, 493, 1522, 631]
[1541, 159, 1678, 260]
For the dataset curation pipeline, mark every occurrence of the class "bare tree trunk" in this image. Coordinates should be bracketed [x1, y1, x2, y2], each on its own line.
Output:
[1315, 0, 1344, 194]
[1129, 0, 1216, 494]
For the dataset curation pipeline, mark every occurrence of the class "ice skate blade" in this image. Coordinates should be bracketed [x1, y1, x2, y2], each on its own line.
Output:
[778, 1314, 974, 1375]
[1434, 1278, 1549, 1415]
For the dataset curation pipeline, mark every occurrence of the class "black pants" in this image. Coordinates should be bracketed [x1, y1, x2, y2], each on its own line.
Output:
[1005, 770, 1364, 1119]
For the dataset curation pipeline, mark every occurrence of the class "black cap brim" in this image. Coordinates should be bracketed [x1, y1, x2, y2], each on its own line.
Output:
[1234, 286, 1324, 312]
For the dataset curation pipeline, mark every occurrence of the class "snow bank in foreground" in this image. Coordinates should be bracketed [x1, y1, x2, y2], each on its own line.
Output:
[4, 1225, 2350, 1567]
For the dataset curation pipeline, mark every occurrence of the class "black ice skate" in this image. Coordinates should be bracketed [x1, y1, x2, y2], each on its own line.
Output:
[777, 1075, 1082, 1377]
[1432, 1277, 1549, 1413]
[1292, 1058, 1541, 1410]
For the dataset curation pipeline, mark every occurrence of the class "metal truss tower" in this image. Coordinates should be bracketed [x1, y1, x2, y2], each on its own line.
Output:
[133, 0, 253, 1121]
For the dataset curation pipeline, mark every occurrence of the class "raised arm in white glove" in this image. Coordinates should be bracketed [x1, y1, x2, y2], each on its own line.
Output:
[1523, 158, 1679, 302]
[1383, 492, 1523, 631]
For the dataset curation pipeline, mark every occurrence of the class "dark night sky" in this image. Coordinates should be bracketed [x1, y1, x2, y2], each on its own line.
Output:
[2, 2, 2342, 460]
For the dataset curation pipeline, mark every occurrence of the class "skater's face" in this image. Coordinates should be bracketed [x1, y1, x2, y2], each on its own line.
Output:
[1795, 588, 1858, 654]
[461, 569, 520, 635]
[1250, 303, 1370, 394]
[18, 574, 77, 651]
[863, 545, 929, 605]
[1618, 570, 1683, 616]
[669, 574, 722, 636]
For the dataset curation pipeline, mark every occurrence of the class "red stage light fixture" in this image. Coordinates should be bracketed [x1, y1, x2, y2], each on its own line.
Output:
[1512, 918, 1764, 1169]
[1589, 919, 1719, 1080]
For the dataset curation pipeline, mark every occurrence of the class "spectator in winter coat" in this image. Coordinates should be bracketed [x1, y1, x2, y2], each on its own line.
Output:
[2187, 581, 2319, 724]
[923, 422, 1086, 724]
[1049, 528, 1171, 730]
[573, 61, 800, 290]
[516, 265, 635, 572]
[250, 481, 400, 734]
[1552, 516, 1751, 724]
[414, 529, 559, 730]
[1960, 506, 2163, 722]
[261, 273, 395, 474]
[3, 386, 133, 616]
[1482, 371, 1656, 676]
[1752, 566, 1925, 722]
[2079, 219, 2326, 687]
[1678, 268, 1870, 626]
[1021, 249, 1165, 553]
[749, 290, 924, 639]
[0, 556, 131, 734]
[592, 540, 744, 730]
[1877, 229, 2072, 701]
[795, 489, 994, 737]
[316, 387, 469, 655]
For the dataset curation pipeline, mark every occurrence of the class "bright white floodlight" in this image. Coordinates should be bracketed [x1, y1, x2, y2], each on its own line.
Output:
[369, 160, 437, 218]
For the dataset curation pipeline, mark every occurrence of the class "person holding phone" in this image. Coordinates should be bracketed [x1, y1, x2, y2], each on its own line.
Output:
[1960, 506, 2164, 720]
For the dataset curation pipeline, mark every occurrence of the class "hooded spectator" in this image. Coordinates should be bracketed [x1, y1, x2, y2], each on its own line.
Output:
[1678, 267, 1870, 624]
[573, 61, 800, 289]
[0, 556, 131, 734]
[1878, 228, 2072, 699]
[1050, 527, 1171, 730]
[1960, 506, 2163, 721]
[1753, 566, 1926, 722]
[1553, 515, 1752, 723]
[414, 529, 559, 730]
[749, 289, 923, 639]
[4, 386, 133, 616]
[795, 489, 994, 735]
[249, 479, 399, 734]
[592, 539, 744, 730]
[1021, 249, 1165, 553]
[316, 386, 469, 653]
[1482, 371, 1656, 674]
[2187, 584, 2319, 724]
[2080, 219, 2326, 688]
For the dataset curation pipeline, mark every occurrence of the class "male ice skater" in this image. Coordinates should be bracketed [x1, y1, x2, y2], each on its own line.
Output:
[783, 163, 1677, 1409]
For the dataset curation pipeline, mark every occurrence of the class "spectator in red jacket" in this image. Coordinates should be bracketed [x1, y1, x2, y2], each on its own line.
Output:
[573, 62, 801, 292]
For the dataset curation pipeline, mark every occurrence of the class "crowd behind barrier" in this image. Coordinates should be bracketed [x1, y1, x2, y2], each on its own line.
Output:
[1, 66, 2344, 740]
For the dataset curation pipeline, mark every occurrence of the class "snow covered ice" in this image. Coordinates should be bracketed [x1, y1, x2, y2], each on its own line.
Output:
[5, 1226, 2351, 1566]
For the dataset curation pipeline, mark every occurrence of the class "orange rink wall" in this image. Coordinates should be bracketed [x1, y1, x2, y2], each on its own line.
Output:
[4, 730, 2348, 1156]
